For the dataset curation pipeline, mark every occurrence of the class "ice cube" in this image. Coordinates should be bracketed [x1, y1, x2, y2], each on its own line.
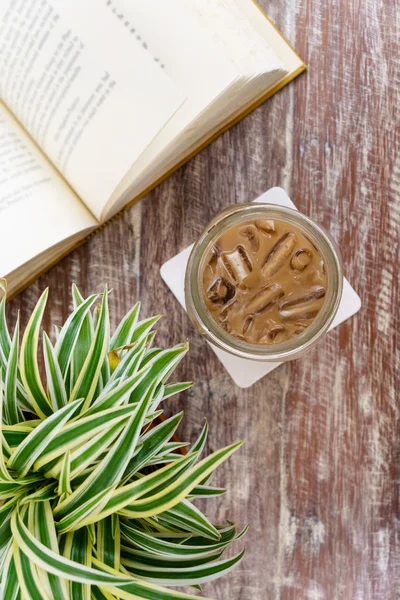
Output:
[239, 225, 260, 253]
[244, 284, 284, 314]
[262, 232, 296, 279]
[293, 323, 308, 335]
[279, 288, 325, 320]
[242, 315, 254, 335]
[290, 249, 312, 271]
[259, 325, 287, 344]
[221, 245, 252, 284]
[255, 219, 275, 234]
[207, 246, 220, 271]
[220, 320, 232, 333]
[206, 277, 235, 304]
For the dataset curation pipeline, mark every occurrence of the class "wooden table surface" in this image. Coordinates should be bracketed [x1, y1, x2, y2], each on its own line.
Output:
[8, 1, 400, 598]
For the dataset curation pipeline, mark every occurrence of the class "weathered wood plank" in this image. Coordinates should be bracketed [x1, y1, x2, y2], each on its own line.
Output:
[7, 0, 400, 598]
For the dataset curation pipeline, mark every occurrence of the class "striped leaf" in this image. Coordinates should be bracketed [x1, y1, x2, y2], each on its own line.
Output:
[58, 452, 72, 499]
[85, 454, 198, 525]
[43, 333, 67, 412]
[119, 442, 242, 520]
[56, 488, 114, 535]
[0, 281, 11, 360]
[121, 412, 184, 483]
[120, 523, 236, 559]
[130, 315, 162, 344]
[28, 502, 69, 600]
[34, 404, 140, 472]
[83, 364, 152, 416]
[11, 508, 131, 586]
[129, 344, 189, 407]
[7, 398, 84, 477]
[93, 559, 217, 600]
[20, 484, 58, 506]
[19, 289, 52, 418]
[4, 316, 22, 425]
[54, 383, 159, 521]
[70, 291, 110, 411]
[110, 302, 140, 350]
[0, 544, 19, 600]
[97, 516, 120, 570]
[121, 548, 245, 587]
[0, 370, 15, 483]
[163, 382, 193, 400]
[55, 294, 98, 377]
[160, 501, 220, 541]
[62, 527, 92, 600]
[103, 335, 149, 393]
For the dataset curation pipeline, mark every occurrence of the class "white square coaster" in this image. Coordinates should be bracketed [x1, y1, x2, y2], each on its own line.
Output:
[160, 187, 362, 388]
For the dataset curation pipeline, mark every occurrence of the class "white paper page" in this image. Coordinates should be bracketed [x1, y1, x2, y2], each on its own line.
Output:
[0, 0, 185, 220]
[102, 0, 240, 219]
[233, 0, 303, 70]
[188, 0, 286, 75]
[0, 103, 96, 278]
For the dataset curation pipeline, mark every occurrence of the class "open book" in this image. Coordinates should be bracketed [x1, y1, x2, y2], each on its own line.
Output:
[0, 0, 305, 299]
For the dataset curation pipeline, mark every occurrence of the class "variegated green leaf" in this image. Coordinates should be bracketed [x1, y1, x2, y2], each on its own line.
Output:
[20, 289, 52, 418]
[48, 422, 124, 482]
[97, 516, 120, 571]
[11, 508, 131, 586]
[70, 291, 110, 411]
[28, 501, 69, 599]
[104, 335, 150, 394]
[0, 544, 19, 600]
[120, 522, 236, 559]
[43, 332, 67, 412]
[110, 302, 141, 350]
[62, 527, 92, 600]
[129, 344, 189, 408]
[0, 281, 11, 361]
[160, 501, 220, 541]
[54, 382, 159, 521]
[83, 364, 152, 416]
[55, 294, 98, 377]
[163, 382, 193, 400]
[20, 484, 58, 506]
[121, 412, 184, 483]
[130, 315, 162, 344]
[82, 453, 197, 525]
[4, 316, 22, 425]
[121, 547, 245, 587]
[93, 558, 217, 600]
[119, 442, 242, 520]
[0, 370, 15, 483]
[7, 398, 84, 477]
[56, 488, 114, 535]
[58, 451, 72, 499]
[34, 404, 140, 472]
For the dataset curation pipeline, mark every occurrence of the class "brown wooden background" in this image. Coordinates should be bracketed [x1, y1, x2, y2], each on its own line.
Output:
[8, 1, 400, 598]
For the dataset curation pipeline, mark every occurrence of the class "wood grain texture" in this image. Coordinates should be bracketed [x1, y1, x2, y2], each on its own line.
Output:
[7, 0, 400, 598]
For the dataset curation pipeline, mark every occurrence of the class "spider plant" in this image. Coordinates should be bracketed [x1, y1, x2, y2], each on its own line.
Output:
[0, 280, 245, 599]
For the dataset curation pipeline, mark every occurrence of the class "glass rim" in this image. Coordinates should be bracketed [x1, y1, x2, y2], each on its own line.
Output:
[185, 203, 344, 362]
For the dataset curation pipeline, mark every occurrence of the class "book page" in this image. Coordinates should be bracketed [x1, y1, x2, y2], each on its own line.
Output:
[0, 102, 96, 278]
[0, 0, 185, 220]
[233, 0, 304, 70]
[100, 0, 242, 219]
[101, 0, 288, 219]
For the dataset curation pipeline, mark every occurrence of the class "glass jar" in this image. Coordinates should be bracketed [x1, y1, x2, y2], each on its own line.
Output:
[184, 203, 343, 362]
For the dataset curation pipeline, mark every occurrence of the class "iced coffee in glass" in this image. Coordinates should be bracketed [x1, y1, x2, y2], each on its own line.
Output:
[185, 204, 343, 362]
